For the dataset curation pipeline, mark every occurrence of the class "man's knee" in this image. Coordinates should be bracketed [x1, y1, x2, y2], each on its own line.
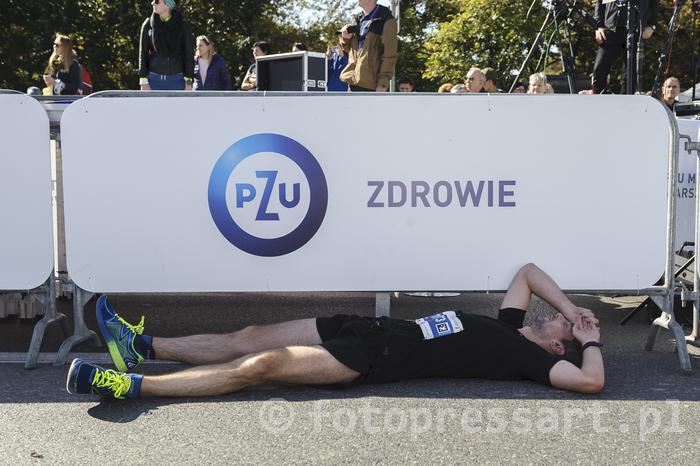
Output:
[233, 324, 258, 340]
[237, 351, 282, 383]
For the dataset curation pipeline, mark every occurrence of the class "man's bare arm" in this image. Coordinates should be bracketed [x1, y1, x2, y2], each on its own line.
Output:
[501, 263, 598, 326]
[550, 321, 604, 393]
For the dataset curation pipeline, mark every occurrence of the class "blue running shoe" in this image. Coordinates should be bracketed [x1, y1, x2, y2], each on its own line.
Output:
[96, 295, 146, 372]
[66, 358, 140, 399]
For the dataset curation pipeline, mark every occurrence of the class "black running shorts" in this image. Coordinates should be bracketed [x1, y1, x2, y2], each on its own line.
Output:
[315, 314, 391, 377]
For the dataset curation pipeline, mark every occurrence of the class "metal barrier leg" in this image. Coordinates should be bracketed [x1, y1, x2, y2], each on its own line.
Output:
[52, 136, 71, 298]
[668, 319, 693, 372]
[645, 296, 692, 371]
[24, 273, 69, 369]
[375, 293, 390, 317]
[54, 285, 100, 366]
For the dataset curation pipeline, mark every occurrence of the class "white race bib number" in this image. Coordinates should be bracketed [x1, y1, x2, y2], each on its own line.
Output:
[415, 311, 464, 340]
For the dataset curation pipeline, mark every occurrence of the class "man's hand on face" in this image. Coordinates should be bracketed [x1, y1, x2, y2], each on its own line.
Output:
[572, 319, 601, 345]
[563, 306, 599, 328]
[642, 26, 654, 40]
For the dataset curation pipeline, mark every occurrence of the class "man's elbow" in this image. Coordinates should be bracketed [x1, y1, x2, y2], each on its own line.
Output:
[518, 262, 539, 277]
[581, 378, 605, 394]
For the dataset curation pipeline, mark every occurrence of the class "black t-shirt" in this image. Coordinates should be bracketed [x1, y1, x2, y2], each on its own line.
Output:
[364, 308, 561, 386]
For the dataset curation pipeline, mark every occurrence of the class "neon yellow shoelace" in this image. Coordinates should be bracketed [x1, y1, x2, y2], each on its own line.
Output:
[92, 368, 131, 399]
[115, 313, 145, 335]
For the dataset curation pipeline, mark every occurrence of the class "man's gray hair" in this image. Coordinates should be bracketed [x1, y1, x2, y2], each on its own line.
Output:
[466, 67, 485, 82]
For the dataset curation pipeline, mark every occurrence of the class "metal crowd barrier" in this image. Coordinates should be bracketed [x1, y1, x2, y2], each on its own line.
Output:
[1, 90, 698, 373]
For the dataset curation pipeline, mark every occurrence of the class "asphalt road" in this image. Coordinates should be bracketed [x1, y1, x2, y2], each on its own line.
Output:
[1, 292, 699, 464]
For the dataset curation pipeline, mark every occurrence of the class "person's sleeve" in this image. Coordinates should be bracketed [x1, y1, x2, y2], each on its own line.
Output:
[183, 22, 194, 81]
[646, 0, 659, 28]
[497, 308, 526, 328]
[594, 0, 605, 29]
[62, 62, 81, 95]
[138, 20, 150, 78]
[221, 60, 232, 90]
[377, 18, 398, 89]
[514, 343, 560, 386]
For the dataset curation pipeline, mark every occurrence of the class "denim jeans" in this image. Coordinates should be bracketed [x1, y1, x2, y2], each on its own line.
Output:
[148, 72, 185, 90]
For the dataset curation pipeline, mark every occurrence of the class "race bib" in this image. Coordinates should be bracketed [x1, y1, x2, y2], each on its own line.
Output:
[415, 311, 464, 340]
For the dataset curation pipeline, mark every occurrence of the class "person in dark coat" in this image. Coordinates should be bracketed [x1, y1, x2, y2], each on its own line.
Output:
[193, 35, 232, 91]
[138, 0, 194, 91]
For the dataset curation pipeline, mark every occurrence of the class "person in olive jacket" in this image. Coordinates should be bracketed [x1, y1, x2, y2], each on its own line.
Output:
[138, 0, 194, 91]
[339, 0, 398, 92]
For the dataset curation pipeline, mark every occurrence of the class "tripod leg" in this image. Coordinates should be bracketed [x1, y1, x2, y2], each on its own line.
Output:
[620, 296, 653, 325]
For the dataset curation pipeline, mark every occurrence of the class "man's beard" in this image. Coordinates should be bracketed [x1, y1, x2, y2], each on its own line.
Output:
[530, 314, 548, 337]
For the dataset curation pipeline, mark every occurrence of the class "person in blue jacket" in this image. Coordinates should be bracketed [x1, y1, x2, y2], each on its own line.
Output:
[193, 35, 232, 91]
[327, 46, 348, 92]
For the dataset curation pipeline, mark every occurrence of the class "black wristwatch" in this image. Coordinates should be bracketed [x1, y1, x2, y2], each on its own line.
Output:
[582, 341, 603, 351]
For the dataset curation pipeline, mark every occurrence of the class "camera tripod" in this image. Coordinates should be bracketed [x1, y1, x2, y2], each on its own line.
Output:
[510, 0, 595, 93]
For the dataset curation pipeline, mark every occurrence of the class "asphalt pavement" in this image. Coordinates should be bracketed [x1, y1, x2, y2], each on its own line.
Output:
[1, 292, 698, 464]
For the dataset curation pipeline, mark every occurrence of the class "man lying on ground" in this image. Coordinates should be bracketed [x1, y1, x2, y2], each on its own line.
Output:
[66, 263, 604, 399]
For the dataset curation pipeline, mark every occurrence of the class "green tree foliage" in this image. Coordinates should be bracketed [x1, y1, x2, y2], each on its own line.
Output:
[0, 0, 295, 91]
[395, 0, 461, 91]
[423, 0, 700, 93]
[1, 0, 698, 93]
[423, 0, 598, 90]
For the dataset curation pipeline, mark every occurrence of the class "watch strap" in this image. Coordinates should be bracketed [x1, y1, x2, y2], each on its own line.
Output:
[582, 341, 603, 351]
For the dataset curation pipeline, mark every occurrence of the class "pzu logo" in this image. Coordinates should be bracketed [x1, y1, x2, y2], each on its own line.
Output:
[208, 133, 328, 257]
[235, 170, 300, 221]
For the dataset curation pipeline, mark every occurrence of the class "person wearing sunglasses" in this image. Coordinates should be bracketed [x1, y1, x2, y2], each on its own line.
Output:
[66, 263, 604, 400]
[42, 34, 82, 95]
[193, 35, 232, 91]
[138, 0, 194, 91]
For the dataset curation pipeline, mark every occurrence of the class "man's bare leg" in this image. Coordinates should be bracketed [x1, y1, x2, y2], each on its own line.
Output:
[140, 345, 359, 397]
[152, 318, 322, 365]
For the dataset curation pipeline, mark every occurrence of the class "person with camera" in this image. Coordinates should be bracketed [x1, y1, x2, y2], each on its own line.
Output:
[338, 0, 398, 92]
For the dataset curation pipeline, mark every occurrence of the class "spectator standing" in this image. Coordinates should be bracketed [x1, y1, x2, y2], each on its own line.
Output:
[592, 0, 659, 94]
[241, 41, 270, 91]
[398, 77, 414, 92]
[43, 34, 81, 95]
[292, 42, 307, 52]
[193, 36, 232, 91]
[465, 67, 485, 93]
[138, 0, 194, 91]
[661, 77, 681, 110]
[326, 46, 349, 92]
[339, 0, 398, 92]
[482, 68, 504, 93]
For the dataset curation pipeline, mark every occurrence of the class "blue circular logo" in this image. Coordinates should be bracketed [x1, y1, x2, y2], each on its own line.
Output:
[208, 133, 328, 257]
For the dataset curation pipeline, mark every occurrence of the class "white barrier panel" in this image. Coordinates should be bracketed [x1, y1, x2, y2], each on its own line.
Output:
[674, 118, 700, 251]
[61, 94, 670, 292]
[0, 94, 54, 290]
